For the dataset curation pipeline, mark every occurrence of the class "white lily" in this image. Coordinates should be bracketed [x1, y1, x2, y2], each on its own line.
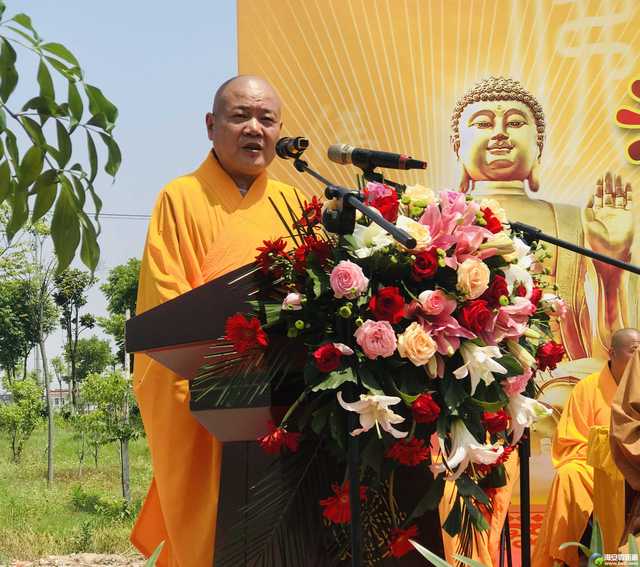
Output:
[337, 392, 407, 438]
[352, 221, 394, 258]
[507, 393, 552, 444]
[431, 420, 504, 480]
[453, 342, 508, 394]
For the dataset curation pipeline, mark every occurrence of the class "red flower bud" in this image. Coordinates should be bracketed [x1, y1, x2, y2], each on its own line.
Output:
[412, 393, 441, 424]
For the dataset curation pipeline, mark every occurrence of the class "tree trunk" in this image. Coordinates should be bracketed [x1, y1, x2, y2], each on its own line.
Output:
[40, 339, 54, 487]
[78, 431, 85, 479]
[93, 444, 99, 468]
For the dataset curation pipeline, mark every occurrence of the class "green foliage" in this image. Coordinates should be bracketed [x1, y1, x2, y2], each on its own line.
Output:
[0, 3, 121, 271]
[97, 312, 125, 365]
[71, 485, 136, 521]
[68, 335, 113, 383]
[0, 378, 44, 461]
[100, 258, 141, 316]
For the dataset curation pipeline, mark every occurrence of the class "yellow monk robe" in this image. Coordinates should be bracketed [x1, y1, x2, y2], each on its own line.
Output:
[531, 364, 618, 567]
[130, 151, 300, 567]
[439, 445, 519, 566]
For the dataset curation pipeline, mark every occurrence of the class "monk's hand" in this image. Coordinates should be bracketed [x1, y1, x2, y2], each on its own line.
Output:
[582, 172, 634, 271]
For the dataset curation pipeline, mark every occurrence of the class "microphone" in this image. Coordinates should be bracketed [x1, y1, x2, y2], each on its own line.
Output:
[276, 136, 309, 159]
[328, 143, 427, 171]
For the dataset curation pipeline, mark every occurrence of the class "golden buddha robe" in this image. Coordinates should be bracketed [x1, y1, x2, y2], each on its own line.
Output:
[531, 364, 618, 567]
[130, 152, 299, 567]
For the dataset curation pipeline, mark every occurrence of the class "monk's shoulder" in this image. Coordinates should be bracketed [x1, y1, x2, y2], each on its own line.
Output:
[572, 370, 601, 398]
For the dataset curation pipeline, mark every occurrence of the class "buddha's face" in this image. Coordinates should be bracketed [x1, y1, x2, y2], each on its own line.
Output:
[458, 100, 539, 182]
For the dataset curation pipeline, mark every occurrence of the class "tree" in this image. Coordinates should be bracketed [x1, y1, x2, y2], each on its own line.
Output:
[0, 377, 44, 461]
[81, 371, 142, 502]
[53, 268, 94, 407]
[0, 1, 121, 272]
[69, 335, 112, 384]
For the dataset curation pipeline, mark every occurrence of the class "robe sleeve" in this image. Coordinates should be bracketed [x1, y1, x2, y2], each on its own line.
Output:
[610, 350, 640, 491]
[552, 376, 595, 468]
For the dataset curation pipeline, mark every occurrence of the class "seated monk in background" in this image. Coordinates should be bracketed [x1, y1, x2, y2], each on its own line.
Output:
[532, 328, 640, 567]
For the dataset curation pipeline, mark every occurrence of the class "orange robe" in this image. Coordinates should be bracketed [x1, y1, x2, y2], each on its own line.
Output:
[130, 152, 299, 567]
[531, 364, 617, 567]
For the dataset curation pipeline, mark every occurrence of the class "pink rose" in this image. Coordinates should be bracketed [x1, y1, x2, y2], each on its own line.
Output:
[501, 368, 533, 397]
[541, 293, 568, 319]
[282, 292, 303, 311]
[330, 260, 369, 299]
[354, 320, 397, 359]
[456, 258, 490, 299]
[418, 289, 455, 316]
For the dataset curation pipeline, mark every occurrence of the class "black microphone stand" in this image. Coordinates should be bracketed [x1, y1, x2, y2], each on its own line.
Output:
[511, 220, 640, 567]
[361, 168, 406, 193]
[282, 151, 416, 567]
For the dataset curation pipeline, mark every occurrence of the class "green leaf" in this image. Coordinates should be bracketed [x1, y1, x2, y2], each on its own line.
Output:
[70, 174, 86, 208]
[312, 367, 356, 392]
[68, 80, 83, 127]
[19, 145, 44, 186]
[5, 25, 38, 46]
[451, 555, 490, 567]
[85, 181, 102, 220]
[407, 475, 445, 522]
[6, 181, 28, 240]
[410, 540, 455, 567]
[44, 56, 74, 80]
[0, 160, 11, 203]
[12, 13, 34, 31]
[558, 541, 591, 556]
[99, 133, 121, 177]
[51, 177, 81, 272]
[86, 131, 97, 181]
[79, 212, 100, 271]
[41, 42, 81, 68]
[0, 39, 18, 102]
[22, 95, 57, 117]
[37, 60, 55, 100]
[455, 475, 490, 506]
[31, 169, 58, 222]
[469, 397, 505, 412]
[144, 541, 165, 567]
[0, 1, 6, 18]
[4, 130, 19, 168]
[85, 84, 118, 125]
[0, 108, 5, 132]
[589, 516, 604, 555]
[19, 116, 46, 147]
[443, 497, 462, 536]
[55, 120, 71, 167]
[497, 355, 524, 376]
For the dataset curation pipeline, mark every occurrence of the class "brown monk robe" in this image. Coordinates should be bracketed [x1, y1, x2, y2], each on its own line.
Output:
[610, 349, 640, 544]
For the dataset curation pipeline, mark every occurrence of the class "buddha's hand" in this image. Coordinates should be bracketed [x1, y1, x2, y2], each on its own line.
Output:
[582, 172, 634, 273]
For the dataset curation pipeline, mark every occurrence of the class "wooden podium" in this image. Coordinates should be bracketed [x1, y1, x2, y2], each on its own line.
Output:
[126, 263, 443, 566]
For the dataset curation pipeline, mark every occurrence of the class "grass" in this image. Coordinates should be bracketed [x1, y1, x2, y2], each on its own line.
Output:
[0, 416, 152, 561]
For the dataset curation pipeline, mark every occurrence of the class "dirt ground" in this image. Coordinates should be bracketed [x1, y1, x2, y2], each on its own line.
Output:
[8, 554, 145, 566]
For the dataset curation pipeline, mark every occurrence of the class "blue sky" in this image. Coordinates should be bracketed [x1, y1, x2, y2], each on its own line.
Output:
[10, 0, 238, 362]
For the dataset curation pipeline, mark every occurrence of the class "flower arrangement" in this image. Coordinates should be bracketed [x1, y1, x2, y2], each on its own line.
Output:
[213, 182, 563, 564]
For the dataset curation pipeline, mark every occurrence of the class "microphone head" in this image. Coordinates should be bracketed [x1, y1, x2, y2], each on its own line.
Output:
[276, 137, 293, 159]
[276, 136, 310, 159]
[327, 144, 353, 165]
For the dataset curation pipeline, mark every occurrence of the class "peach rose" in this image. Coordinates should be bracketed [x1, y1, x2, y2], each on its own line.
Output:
[398, 322, 437, 366]
[456, 258, 490, 299]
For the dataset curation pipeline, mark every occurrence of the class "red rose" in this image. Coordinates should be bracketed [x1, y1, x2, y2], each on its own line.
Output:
[369, 286, 405, 324]
[255, 238, 288, 275]
[459, 299, 494, 335]
[530, 286, 543, 306]
[385, 438, 430, 466]
[481, 275, 510, 308]
[320, 481, 368, 524]
[411, 249, 439, 281]
[482, 409, 509, 434]
[313, 343, 342, 373]
[412, 393, 440, 424]
[364, 184, 399, 223]
[481, 207, 503, 234]
[536, 341, 565, 371]
[258, 421, 301, 454]
[224, 313, 268, 353]
[389, 525, 419, 558]
[293, 236, 331, 273]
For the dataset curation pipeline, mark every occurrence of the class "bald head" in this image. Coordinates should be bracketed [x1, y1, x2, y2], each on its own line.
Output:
[610, 328, 640, 382]
[212, 75, 282, 116]
[205, 75, 283, 192]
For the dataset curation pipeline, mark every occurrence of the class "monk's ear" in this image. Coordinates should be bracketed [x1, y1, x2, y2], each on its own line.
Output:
[527, 159, 541, 192]
[205, 112, 215, 142]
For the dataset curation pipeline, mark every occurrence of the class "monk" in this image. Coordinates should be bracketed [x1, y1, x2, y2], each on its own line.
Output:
[130, 75, 300, 567]
[531, 328, 640, 567]
[611, 349, 640, 544]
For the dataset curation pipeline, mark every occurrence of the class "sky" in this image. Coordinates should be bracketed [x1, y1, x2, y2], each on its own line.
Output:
[8, 1, 238, 366]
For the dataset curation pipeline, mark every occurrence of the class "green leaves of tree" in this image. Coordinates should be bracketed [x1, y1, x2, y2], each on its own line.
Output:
[0, 7, 120, 271]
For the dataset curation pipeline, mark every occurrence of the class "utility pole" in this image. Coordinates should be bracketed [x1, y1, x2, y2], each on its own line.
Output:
[121, 309, 132, 504]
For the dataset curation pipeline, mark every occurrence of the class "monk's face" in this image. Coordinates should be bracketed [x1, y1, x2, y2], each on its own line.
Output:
[610, 330, 640, 369]
[458, 100, 538, 182]
[206, 78, 282, 181]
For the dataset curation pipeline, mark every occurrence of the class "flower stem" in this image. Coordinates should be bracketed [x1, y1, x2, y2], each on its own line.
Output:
[280, 388, 309, 427]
